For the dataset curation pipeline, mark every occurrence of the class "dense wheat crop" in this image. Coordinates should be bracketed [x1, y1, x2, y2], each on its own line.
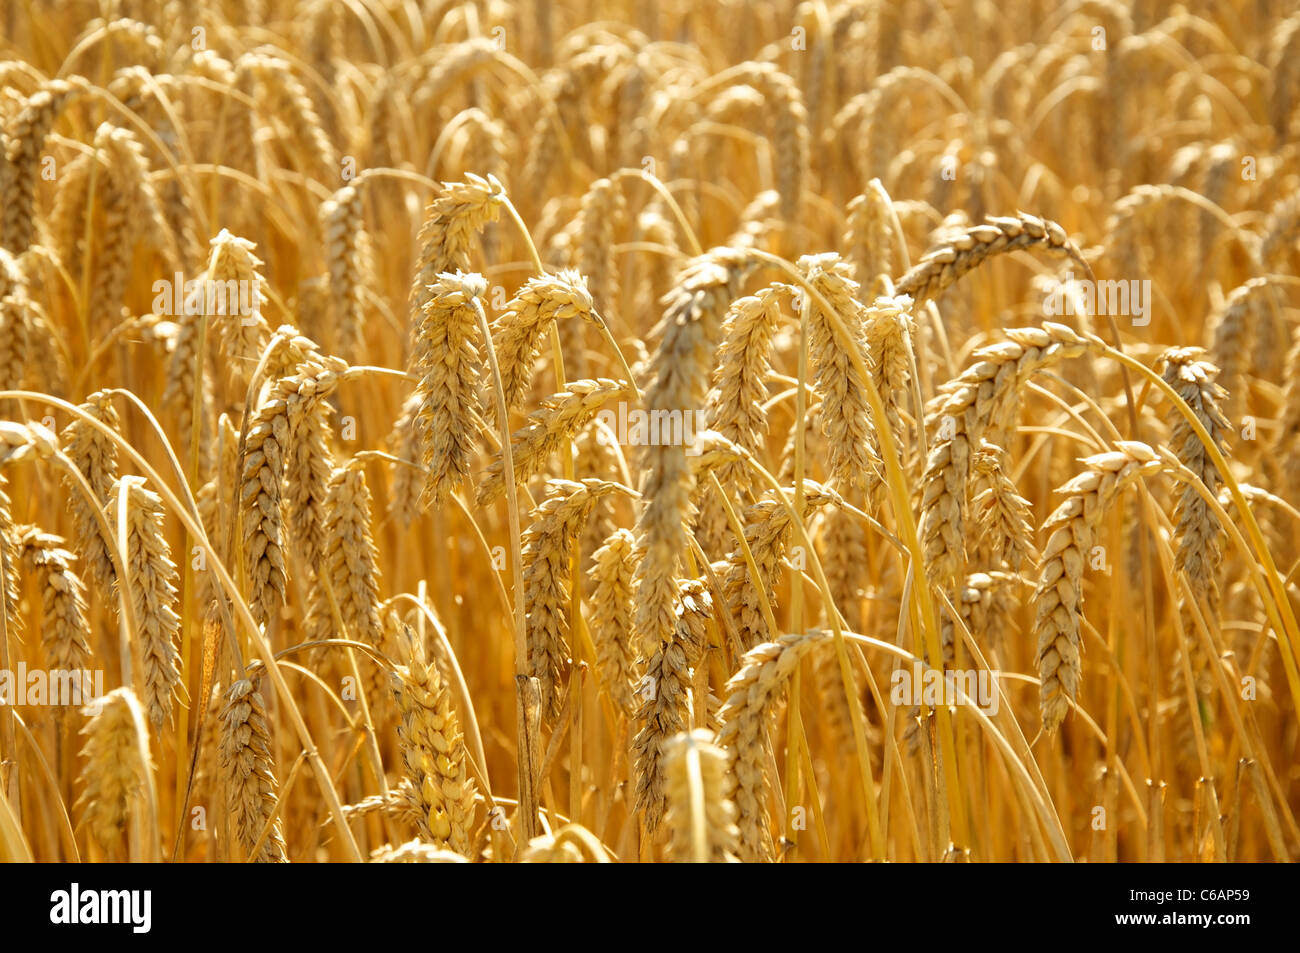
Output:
[0, 0, 1298, 864]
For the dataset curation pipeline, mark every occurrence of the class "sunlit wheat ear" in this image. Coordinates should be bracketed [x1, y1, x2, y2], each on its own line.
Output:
[387, 390, 424, 527]
[490, 270, 599, 425]
[1034, 442, 1163, 733]
[59, 391, 122, 590]
[284, 373, 339, 570]
[863, 293, 916, 455]
[576, 177, 626, 326]
[895, 212, 1090, 304]
[721, 481, 840, 650]
[239, 51, 337, 180]
[523, 478, 625, 717]
[919, 323, 1097, 586]
[0, 77, 85, 254]
[0, 250, 30, 394]
[207, 229, 273, 393]
[725, 63, 809, 220]
[632, 248, 747, 663]
[1160, 348, 1231, 613]
[411, 272, 486, 508]
[321, 181, 365, 361]
[241, 385, 290, 627]
[588, 528, 639, 717]
[478, 378, 629, 505]
[311, 459, 384, 649]
[846, 185, 897, 295]
[717, 630, 826, 862]
[797, 253, 883, 500]
[662, 729, 740, 862]
[17, 526, 93, 676]
[106, 476, 182, 728]
[408, 174, 503, 326]
[1208, 277, 1275, 419]
[240, 358, 347, 627]
[76, 687, 153, 860]
[633, 578, 712, 834]
[970, 441, 1036, 572]
[705, 285, 784, 487]
[1259, 191, 1300, 270]
[391, 634, 477, 857]
[161, 289, 215, 479]
[819, 499, 867, 632]
[219, 668, 288, 863]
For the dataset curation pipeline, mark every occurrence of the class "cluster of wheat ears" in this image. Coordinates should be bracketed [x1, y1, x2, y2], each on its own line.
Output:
[0, 0, 1297, 864]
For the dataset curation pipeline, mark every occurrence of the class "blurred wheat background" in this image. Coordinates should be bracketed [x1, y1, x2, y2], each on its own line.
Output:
[0, 0, 1297, 863]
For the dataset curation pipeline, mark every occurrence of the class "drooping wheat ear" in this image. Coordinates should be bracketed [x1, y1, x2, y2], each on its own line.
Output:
[318, 460, 384, 650]
[819, 498, 867, 632]
[341, 780, 421, 827]
[576, 177, 626, 326]
[725, 190, 780, 252]
[523, 478, 625, 717]
[1208, 277, 1277, 417]
[798, 253, 883, 500]
[391, 641, 477, 856]
[706, 284, 784, 482]
[283, 371, 339, 571]
[588, 528, 639, 716]
[970, 441, 1036, 572]
[60, 391, 122, 589]
[107, 476, 181, 727]
[1, 77, 84, 253]
[49, 149, 94, 276]
[490, 270, 599, 426]
[1160, 348, 1231, 614]
[411, 272, 486, 508]
[717, 629, 826, 862]
[239, 51, 337, 180]
[727, 63, 809, 220]
[1034, 442, 1163, 733]
[387, 391, 424, 527]
[920, 323, 1097, 585]
[408, 174, 503, 330]
[218, 668, 289, 862]
[17, 526, 92, 675]
[240, 357, 347, 626]
[261, 324, 326, 385]
[863, 293, 917, 453]
[696, 286, 786, 556]
[321, 182, 365, 362]
[0, 294, 28, 396]
[633, 578, 713, 833]
[478, 378, 628, 505]
[1259, 192, 1299, 268]
[88, 122, 179, 330]
[846, 184, 897, 295]
[662, 729, 740, 862]
[241, 395, 290, 628]
[161, 286, 215, 478]
[207, 229, 272, 393]
[894, 212, 1090, 303]
[722, 481, 840, 650]
[76, 687, 153, 860]
[633, 249, 746, 657]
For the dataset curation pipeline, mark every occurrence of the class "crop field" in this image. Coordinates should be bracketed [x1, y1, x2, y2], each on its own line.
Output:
[0, 0, 1298, 864]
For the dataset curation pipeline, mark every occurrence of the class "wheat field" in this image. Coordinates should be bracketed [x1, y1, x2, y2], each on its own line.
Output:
[0, 0, 1297, 864]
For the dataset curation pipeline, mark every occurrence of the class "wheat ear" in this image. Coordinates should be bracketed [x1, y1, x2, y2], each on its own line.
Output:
[1034, 442, 1163, 733]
